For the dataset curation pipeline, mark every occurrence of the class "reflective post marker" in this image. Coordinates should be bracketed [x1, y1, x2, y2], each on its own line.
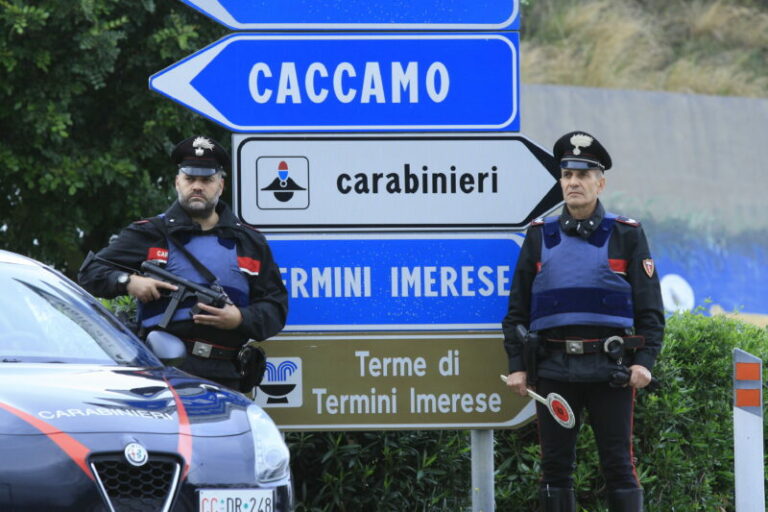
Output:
[733, 348, 764, 512]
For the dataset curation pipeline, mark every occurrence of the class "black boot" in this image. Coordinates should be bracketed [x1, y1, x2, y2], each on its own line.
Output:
[538, 486, 576, 512]
[607, 488, 644, 512]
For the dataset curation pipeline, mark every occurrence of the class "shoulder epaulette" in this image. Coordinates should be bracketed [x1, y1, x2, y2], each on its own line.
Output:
[532, 215, 560, 227]
[615, 216, 640, 227]
[133, 213, 165, 226]
[236, 221, 262, 233]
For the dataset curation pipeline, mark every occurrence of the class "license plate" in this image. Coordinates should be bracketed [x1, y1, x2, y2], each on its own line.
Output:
[198, 489, 275, 512]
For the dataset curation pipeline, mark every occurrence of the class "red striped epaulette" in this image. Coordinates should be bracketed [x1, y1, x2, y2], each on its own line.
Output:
[615, 216, 640, 227]
[530, 217, 546, 226]
[132, 219, 151, 225]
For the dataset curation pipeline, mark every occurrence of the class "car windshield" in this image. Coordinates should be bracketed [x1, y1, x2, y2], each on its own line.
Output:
[0, 259, 161, 366]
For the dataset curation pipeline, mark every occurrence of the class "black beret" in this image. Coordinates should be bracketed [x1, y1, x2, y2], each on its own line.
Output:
[171, 135, 230, 176]
[552, 131, 612, 171]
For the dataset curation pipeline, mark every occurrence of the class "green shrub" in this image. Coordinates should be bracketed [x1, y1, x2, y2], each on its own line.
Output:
[288, 313, 767, 511]
[635, 312, 768, 512]
[287, 430, 471, 511]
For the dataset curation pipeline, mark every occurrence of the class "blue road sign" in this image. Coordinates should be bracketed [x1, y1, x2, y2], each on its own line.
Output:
[268, 233, 524, 331]
[149, 33, 520, 132]
[179, 0, 519, 31]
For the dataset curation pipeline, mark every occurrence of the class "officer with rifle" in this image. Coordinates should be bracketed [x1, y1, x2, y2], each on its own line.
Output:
[79, 135, 288, 392]
[502, 131, 664, 512]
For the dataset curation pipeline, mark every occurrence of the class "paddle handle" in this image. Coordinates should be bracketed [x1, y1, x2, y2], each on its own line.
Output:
[526, 388, 548, 404]
[499, 374, 547, 404]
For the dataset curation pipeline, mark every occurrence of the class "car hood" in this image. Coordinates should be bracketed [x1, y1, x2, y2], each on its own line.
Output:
[0, 364, 252, 436]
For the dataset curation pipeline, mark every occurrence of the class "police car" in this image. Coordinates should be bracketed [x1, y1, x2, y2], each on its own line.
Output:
[0, 250, 292, 511]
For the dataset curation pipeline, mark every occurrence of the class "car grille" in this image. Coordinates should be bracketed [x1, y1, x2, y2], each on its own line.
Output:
[90, 453, 182, 512]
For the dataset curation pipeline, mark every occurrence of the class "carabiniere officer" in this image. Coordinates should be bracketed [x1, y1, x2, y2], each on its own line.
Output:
[502, 131, 665, 512]
[79, 135, 288, 391]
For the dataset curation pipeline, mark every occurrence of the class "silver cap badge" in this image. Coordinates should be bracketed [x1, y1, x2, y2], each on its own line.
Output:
[192, 136, 215, 157]
[569, 133, 593, 155]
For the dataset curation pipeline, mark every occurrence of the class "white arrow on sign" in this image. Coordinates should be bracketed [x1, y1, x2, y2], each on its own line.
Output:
[150, 41, 230, 128]
[233, 134, 562, 231]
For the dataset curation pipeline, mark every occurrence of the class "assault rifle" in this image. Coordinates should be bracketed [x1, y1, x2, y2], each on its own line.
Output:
[140, 261, 231, 329]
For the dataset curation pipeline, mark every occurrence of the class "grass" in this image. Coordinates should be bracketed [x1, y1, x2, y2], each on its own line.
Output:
[520, 0, 768, 98]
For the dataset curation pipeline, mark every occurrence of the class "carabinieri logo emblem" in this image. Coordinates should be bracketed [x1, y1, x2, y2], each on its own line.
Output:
[642, 258, 655, 278]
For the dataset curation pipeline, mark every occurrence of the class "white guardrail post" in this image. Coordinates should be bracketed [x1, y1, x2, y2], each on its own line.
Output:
[733, 348, 765, 512]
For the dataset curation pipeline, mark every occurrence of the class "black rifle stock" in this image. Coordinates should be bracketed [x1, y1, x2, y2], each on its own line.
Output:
[140, 261, 230, 329]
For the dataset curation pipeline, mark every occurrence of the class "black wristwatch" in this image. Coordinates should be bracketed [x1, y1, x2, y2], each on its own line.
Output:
[116, 272, 131, 293]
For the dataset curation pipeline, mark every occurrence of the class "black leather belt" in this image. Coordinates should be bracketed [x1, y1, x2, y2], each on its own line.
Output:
[182, 339, 239, 360]
[545, 335, 645, 355]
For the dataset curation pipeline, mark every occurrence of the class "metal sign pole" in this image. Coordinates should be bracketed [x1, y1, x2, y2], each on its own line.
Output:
[733, 348, 764, 512]
[471, 429, 495, 512]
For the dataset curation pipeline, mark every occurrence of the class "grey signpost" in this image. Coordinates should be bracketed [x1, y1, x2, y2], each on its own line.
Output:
[151, 2, 558, 510]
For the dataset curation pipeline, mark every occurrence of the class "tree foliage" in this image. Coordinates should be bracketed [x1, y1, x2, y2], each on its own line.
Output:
[0, 0, 228, 273]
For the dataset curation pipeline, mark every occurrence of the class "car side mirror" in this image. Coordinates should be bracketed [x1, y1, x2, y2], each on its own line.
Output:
[145, 331, 186, 367]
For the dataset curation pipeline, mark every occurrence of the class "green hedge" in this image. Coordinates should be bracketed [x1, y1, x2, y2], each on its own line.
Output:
[287, 313, 768, 511]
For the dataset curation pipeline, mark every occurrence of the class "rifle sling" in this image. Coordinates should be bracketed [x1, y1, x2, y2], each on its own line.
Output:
[148, 217, 219, 286]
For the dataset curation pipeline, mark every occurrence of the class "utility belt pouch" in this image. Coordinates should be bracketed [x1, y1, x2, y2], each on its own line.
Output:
[236, 344, 267, 393]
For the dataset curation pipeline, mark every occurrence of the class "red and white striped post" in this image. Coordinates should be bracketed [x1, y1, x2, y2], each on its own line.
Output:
[733, 348, 764, 511]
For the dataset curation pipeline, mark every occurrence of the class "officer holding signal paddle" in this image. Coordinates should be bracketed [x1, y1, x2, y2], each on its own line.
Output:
[502, 131, 664, 512]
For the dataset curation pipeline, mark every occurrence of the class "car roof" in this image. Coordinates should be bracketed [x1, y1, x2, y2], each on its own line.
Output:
[0, 250, 42, 267]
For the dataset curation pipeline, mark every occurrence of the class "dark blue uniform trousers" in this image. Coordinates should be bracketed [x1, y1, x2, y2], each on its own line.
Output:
[536, 378, 641, 491]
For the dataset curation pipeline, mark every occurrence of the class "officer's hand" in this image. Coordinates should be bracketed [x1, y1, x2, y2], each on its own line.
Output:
[126, 275, 177, 303]
[192, 302, 243, 330]
[628, 364, 652, 389]
[505, 371, 529, 397]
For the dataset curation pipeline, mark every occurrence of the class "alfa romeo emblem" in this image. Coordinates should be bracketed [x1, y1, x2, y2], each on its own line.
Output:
[124, 442, 149, 467]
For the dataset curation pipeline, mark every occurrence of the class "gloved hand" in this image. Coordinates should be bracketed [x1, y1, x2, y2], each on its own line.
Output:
[609, 366, 660, 391]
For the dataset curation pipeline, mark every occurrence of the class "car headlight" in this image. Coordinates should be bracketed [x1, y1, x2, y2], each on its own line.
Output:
[246, 404, 291, 485]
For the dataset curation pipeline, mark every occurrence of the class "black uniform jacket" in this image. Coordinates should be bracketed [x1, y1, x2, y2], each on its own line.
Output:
[78, 201, 288, 347]
[501, 202, 665, 381]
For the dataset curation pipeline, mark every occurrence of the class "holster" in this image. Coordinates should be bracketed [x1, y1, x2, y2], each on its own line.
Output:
[236, 344, 267, 393]
[517, 325, 541, 385]
[524, 331, 542, 385]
